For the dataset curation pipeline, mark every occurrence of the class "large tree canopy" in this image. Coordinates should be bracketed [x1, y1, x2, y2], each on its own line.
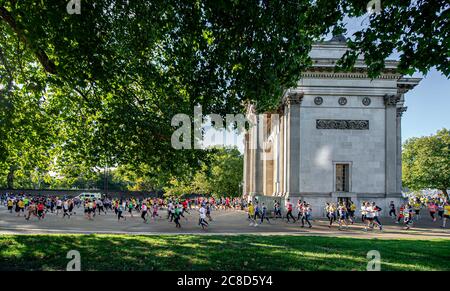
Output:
[0, 0, 448, 185]
[403, 129, 450, 198]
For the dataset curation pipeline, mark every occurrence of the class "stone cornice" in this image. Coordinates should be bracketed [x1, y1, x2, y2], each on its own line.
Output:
[397, 77, 422, 94]
[302, 71, 400, 79]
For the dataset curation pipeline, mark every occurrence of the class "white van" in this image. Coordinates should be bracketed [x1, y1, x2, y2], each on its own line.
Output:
[76, 192, 102, 200]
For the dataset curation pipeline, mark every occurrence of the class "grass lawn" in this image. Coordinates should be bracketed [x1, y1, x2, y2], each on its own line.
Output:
[0, 234, 449, 271]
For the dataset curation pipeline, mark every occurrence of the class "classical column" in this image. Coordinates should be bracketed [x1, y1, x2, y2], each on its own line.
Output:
[384, 94, 400, 196]
[274, 122, 281, 195]
[280, 112, 286, 195]
[249, 114, 263, 196]
[283, 92, 303, 197]
[243, 133, 250, 196]
[396, 106, 407, 194]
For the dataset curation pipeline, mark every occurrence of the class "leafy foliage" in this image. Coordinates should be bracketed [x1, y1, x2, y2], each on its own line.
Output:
[403, 129, 450, 197]
[0, 1, 448, 189]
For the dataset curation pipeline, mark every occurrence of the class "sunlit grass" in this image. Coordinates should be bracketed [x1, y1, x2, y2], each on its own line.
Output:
[0, 234, 449, 271]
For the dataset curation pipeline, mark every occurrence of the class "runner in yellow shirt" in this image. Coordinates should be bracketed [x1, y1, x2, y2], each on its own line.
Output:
[17, 200, 25, 217]
[7, 199, 13, 213]
[248, 202, 256, 226]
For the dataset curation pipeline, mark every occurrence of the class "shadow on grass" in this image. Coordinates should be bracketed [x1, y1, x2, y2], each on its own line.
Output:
[0, 235, 449, 271]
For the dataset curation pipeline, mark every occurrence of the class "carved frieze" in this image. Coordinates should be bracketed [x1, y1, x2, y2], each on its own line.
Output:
[316, 119, 369, 130]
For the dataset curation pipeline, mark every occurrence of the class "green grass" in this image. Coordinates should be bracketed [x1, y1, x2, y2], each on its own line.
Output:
[0, 234, 449, 271]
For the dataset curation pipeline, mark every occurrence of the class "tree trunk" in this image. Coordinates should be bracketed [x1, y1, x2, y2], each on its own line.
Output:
[7, 165, 14, 189]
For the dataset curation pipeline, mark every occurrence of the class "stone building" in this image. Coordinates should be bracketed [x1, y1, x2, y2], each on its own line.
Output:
[243, 37, 421, 216]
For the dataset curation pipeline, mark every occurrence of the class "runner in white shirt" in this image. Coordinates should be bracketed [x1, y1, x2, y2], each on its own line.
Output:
[364, 202, 375, 231]
[56, 199, 63, 215]
[62, 201, 70, 219]
[199, 204, 208, 230]
[360, 201, 367, 223]
[167, 201, 174, 221]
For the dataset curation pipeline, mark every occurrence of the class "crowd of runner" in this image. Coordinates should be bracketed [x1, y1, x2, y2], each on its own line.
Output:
[1, 192, 449, 232]
[244, 195, 450, 231]
[0, 193, 247, 231]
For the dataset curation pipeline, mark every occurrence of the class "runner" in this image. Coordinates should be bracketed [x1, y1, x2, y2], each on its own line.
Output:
[68, 199, 75, 216]
[301, 202, 312, 228]
[128, 200, 134, 218]
[260, 202, 270, 224]
[37, 200, 45, 220]
[441, 201, 450, 229]
[363, 202, 375, 231]
[325, 202, 336, 228]
[389, 201, 397, 219]
[56, 198, 63, 215]
[86, 199, 94, 220]
[141, 201, 148, 223]
[273, 200, 282, 219]
[428, 201, 438, 222]
[348, 200, 356, 224]
[15, 199, 22, 217]
[337, 203, 348, 230]
[97, 198, 106, 215]
[372, 202, 383, 231]
[167, 200, 174, 221]
[152, 202, 160, 220]
[62, 200, 71, 219]
[413, 199, 421, 221]
[25, 201, 36, 221]
[173, 205, 181, 228]
[360, 201, 367, 223]
[117, 201, 126, 221]
[437, 201, 445, 220]
[253, 202, 261, 226]
[296, 200, 303, 222]
[248, 202, 256, 226]
[7, 198, 13, 213]
[199, 204, 208, 230]
[285, 199, 296, 223]
[403, 204, 413, 230]
[206, 202, 213, 221]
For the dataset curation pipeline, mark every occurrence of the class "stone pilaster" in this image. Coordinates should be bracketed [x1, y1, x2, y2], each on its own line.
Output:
[396, 106, 407, 194]
[243, 133, 250, 196]
[384, 94, 400, 196]
[283, 92, 303, 197]
[250, 114, 263, 196]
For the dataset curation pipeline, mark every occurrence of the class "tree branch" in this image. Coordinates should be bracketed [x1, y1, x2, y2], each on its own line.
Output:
[0, 5, 56, 74]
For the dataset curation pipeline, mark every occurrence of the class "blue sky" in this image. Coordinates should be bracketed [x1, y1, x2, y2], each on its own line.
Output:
[403, 69, 450, 141]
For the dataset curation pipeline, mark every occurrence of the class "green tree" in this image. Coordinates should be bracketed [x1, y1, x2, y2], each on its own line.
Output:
[403, 129, 450, 198]
[1, 0, 448, 185]
[207, 147, 243, 197]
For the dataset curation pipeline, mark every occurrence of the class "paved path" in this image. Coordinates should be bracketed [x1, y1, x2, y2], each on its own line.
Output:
[1, 206, 449, 239]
